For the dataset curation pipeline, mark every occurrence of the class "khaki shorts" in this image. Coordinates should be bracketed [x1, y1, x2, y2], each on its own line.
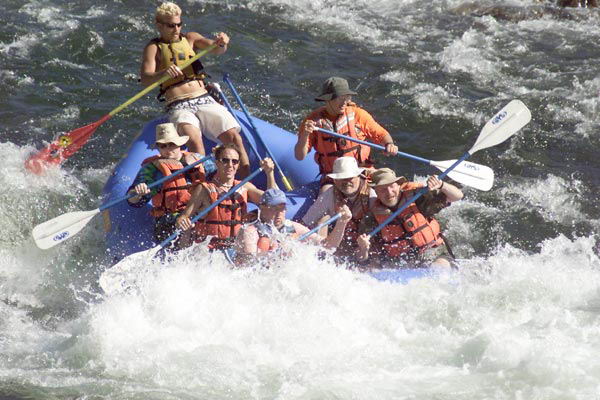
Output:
[167, 94, 240, 143]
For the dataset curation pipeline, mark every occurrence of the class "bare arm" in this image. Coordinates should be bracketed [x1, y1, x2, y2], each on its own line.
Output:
[427, 176, 463, 203]
[295, 119, 313, 161]
[246, 158, 278, 204]
[176, 184, 210, 230]
[187, 31, 229, 55]
[322, 205, 352, 249]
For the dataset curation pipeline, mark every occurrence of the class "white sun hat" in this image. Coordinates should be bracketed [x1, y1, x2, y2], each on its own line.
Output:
[326, 157, 365, 180]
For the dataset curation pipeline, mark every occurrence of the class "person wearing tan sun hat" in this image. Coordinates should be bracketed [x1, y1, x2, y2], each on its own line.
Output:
[140, 2, 251, 177]
[356, 168, 464, 268]
[127, 122, 214, 244]
[295, 77, 398, 186]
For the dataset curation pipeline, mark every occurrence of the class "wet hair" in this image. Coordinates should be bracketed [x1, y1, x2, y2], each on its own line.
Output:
[156, 2, 181, 20]
[213, 143, 241, 160]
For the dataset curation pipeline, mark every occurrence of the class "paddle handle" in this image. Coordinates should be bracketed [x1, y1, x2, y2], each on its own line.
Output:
[316, 128, 430, 165]
[298, 213, 341, 241]
[107, 44, 217, 117]
[99, 155, 212, 212]
[158, 167, 263, 249]
[368, 152, 470, 238]
[213, 83, 262, 161]
[222, 74, 294, 191]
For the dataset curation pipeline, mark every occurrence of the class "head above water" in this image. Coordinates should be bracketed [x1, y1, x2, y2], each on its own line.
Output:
[315, 77, 357, 102]
[153, 123, 188, 148]
[156, 2, 181, 20]
[327, 157, 365, 197]
[259, 188, 287, 226]
[369, 168, 408, 207]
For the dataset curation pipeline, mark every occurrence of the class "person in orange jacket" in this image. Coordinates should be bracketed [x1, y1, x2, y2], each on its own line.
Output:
[176, 143, 276, 250]
[295, 77, 398, 185]
[357, 168, 463, 268]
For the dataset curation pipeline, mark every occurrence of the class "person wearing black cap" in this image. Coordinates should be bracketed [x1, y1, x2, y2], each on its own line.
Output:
[294, 77, 398, 184]
[231, 188, 352, 265]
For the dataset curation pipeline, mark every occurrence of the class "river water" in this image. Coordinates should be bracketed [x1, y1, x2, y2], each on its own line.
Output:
[1, 0, 600, 398]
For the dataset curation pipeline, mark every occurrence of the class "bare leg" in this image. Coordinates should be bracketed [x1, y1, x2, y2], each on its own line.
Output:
[218, 128, 250, 178]
[177, 123, 206, 155]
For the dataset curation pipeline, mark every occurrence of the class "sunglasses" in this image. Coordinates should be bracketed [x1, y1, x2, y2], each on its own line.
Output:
[157, 142, 178, 149]
[159, 21, 182, 29]
[218, 157, 240, 165]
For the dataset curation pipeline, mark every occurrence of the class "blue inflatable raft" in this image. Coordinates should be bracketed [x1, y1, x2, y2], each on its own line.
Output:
[101, 111, 434, 283]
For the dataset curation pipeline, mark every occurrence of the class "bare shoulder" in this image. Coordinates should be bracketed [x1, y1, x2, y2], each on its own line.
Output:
[184, 31, 208, 47]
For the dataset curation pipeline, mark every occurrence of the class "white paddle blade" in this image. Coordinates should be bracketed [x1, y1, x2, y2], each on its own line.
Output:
[32, 209, 99, 249]
[431, 160, 494, 191]
[471, 100, 531, 154]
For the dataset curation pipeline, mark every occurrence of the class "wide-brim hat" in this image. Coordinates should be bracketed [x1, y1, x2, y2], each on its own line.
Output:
[368, 168, 408, 187]
[327, 157, 365, 180]
[152, 122, 189, 148]
[315, 77, 358, 102]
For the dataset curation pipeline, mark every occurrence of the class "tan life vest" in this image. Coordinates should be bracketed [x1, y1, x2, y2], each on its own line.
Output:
[153, 35, 208, 98]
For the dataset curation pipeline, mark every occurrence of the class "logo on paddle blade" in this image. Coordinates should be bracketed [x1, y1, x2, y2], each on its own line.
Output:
[53, 231, 69, 241]
[492, 111, 507, 125]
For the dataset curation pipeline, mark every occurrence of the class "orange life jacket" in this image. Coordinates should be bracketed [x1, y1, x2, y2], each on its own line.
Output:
[194, 180, 248, 250]
[311, 105, 373, 174]
[371, 182, 444, 258]
[141, 152, 205, 218]
[332, 177, 371, 257]
[256, 220, 302, 253]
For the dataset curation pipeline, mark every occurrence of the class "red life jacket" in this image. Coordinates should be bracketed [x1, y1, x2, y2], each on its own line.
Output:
[311, 105, 373, 174]
[194, 180, 248, 250]
[141, 152, 205, 218]
[371, 182, 444, 258]
[332, 177, 371, 257]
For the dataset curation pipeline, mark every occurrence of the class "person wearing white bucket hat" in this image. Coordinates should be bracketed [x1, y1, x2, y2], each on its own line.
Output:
[302, 156, 377, 262]
[356, 168, 463, 268]
[127, 122, 214, 244]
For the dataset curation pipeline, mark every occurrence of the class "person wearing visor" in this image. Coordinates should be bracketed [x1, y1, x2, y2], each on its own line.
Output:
[231, 188, 352, 265]
[302, 157, 377, 263]
[295, 76, 398, 184]
[357, 168, 463, 268]
[128, 122, 213, 243]
[140, 2, 251, 177]
[176, 143, 276, 250]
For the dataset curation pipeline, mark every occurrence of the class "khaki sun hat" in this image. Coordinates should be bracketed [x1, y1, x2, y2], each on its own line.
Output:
[153, 123, 189, 148]
[327, 157, 365, 180]
[368, 168, 408, 187]
[315, 77, 358, 102]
